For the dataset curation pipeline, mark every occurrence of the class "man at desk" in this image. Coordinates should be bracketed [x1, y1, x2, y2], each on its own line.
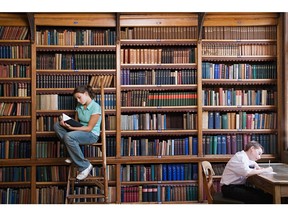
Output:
[220, 140, 273, 204]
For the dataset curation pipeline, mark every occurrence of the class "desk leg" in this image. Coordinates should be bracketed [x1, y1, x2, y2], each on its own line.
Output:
[274, 186, 281, 204]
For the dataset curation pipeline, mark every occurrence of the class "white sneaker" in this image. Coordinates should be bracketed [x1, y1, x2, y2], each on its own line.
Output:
[76, 164, 93, 180]
[65, 158, 72, 164]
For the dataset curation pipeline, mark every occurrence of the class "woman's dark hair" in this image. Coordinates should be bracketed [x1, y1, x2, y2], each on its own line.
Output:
[244, 140, 264, 152]
[73, 85, 95, 99]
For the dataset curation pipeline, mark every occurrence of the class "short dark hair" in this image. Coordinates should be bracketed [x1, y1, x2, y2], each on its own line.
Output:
[244, 140, 264, 152]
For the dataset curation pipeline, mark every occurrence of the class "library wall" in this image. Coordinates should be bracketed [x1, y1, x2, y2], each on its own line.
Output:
[0, 12, 284, 204]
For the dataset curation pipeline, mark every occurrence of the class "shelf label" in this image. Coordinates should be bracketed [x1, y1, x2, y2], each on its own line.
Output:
[157, 155, 162, 158]
[74, 70, 79, 72]
[73, 21, 79, 24]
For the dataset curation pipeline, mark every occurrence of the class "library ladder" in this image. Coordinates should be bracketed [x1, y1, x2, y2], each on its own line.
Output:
[65, 80, 108, 204]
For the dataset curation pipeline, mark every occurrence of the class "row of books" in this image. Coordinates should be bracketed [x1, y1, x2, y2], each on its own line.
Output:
[121, 48, 196, 64]
[0, 140, 31, 159]
[36, 28, 116, 45]
[120, 26, 198, 40]
[0, 188, 31, 204]
[79, 137, 116, 157]
[121, 185, 198, 202]
[0, 121, 31, 135]
[36, 94, 77, 110]
[203, 26, 277, 40]
[0, 45, 31, 59]
[36, 74, 116, 88]
[36, 74, 89, 88]
[120, 113, 197, 131]
[36, 94, 115, 111]
[0, 83, 31, 97]
[203, 134, 277, 155]
[37, 186, 65, 204]
[202, 44, 277, 56]
[202, 62, 277, 79]
[0, 64, 30, 78]
[0, 26, 29, 40]
[36, 53, 116, 70]
[121, 163, 198, 182]
[120, 137, 198, 156]
[89, 74, 115, 88]
[121, 91, 197, 107]
[0, 167, 31, 182]
[121, 69, 197, 85]
[36, 140, 68, 159]
[202, 88, 276, 106]
[202, 111, 277, 129]
[0, 102, 31, 116]
[36, 166, 68, 182]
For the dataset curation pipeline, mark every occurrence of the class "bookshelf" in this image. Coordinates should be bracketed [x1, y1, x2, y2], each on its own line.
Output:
[0, 12, 285, 204]
[33, 13, 118, 203]
[0, 13, 33, 204]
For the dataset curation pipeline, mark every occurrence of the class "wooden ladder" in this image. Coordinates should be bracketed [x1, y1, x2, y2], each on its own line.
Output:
[65, 80, 108, 204]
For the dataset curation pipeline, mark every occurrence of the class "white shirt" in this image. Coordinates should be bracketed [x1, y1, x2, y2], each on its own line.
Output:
[220, 150, 257, 185]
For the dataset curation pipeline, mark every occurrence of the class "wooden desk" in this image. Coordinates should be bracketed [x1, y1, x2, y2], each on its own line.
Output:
[247, 163, 288, 204]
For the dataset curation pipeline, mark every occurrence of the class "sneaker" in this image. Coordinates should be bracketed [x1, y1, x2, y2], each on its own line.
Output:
[76, 164, 93, 180]
[65, 158, 72, 164]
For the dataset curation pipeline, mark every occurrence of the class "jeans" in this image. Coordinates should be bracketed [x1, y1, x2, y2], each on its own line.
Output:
[54, 122, 99, 171]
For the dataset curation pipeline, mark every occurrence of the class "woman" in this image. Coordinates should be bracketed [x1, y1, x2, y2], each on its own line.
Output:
[54, 85, 101, 180]
[220, 140, 273, 204]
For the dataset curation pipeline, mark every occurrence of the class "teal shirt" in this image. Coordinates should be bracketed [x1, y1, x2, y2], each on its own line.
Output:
[75, 100, 101, 136]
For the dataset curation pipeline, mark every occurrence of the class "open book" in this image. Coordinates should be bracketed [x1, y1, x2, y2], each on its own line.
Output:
[62, 113, 83, 127]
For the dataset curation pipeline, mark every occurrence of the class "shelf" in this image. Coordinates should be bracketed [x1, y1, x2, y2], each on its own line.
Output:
[202, 39, 277, 44]
[0, 40, 31, 44]
[121, 130, 198, 137]
[121, 63, 197, 70]
[202, 79, 277, 85]
[36, 87, 116, 94]
[36, 69, 116, 74]
[0, 59, 31, 63]
[0, 116, 31, 120]
[121, 84, 197, 91]
[202, 105, 277, 112]
[36, 109, 116, 115]
[121, 39, 197, 46]
[36, 45, 116, 52]
[121, 106, 197, 113]
[202, 56, 277, 62]
[202, 129, 277, 134]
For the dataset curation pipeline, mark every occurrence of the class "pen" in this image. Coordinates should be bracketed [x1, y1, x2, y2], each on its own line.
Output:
[269, 160, 270, 167]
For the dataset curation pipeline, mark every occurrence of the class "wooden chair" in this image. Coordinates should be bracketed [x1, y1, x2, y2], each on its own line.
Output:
[65, 79, 108, 204]
[201, 161, 244, 204]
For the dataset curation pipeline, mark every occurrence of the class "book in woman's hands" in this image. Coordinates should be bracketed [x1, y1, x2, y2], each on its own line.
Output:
[62, 113, 83, 127]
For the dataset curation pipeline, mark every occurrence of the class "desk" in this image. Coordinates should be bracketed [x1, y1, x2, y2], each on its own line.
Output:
[247, 163, 288, 204]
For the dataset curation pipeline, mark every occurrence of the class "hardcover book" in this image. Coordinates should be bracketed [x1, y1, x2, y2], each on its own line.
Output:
[62, 113, 83, 127]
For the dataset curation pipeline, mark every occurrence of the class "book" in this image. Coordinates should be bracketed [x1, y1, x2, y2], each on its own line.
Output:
[62, 113, 83, 127]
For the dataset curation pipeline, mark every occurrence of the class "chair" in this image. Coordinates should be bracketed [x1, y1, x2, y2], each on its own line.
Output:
[65, 79, 108, 204]
[201, 161, 244, 204]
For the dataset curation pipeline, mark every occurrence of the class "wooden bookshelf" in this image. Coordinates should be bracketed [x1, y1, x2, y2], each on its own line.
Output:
[0, 12, 285, 204]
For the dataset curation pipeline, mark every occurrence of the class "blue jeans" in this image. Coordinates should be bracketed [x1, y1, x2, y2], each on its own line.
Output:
[54, 122, 99, 171]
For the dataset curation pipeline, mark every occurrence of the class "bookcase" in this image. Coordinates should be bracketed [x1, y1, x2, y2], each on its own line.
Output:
[0, 13, 33, 204]
[0, 12, 285, 204]
[32, 13, 118, 204]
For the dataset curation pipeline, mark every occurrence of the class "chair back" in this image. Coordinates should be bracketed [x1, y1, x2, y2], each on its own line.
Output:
[201, 161, 216, 204]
